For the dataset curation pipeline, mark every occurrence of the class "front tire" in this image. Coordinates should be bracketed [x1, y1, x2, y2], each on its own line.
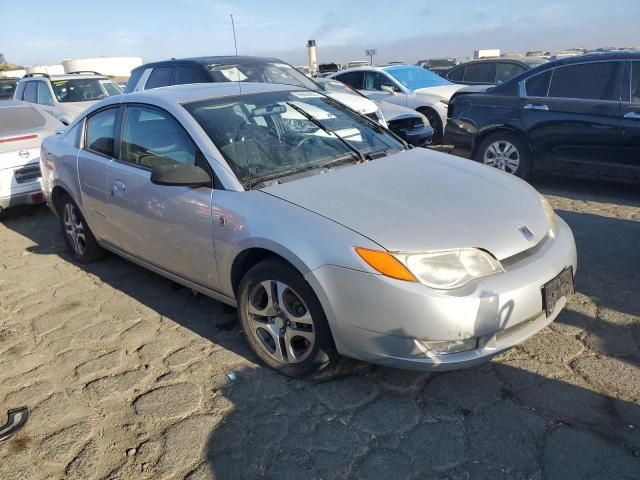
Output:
[237, 259, 336, 377]
[474, 132, 532, 180]
[418, 108, 443, 145]
[58, 194, 106, 263]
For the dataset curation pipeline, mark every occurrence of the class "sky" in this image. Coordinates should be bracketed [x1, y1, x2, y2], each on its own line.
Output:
[1, 0, 639, 67]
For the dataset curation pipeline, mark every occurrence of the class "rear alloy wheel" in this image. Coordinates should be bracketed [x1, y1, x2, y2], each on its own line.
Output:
[475, 132, 532, 180]
[58, 195, 106, 263]
[238, 259, 335, 377]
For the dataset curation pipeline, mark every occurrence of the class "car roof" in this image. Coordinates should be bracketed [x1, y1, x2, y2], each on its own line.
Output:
[134, 56, 286, 70]
[20, 73, 108, 81]
[545, 50, 640, 67]
[97, 82, 301, 108]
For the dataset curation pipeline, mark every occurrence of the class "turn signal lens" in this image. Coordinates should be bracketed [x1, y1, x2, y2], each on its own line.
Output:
[355, 247, 417, 282]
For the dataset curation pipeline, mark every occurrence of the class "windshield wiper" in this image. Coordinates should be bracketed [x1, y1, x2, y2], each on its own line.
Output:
[285, 102, 366, 163]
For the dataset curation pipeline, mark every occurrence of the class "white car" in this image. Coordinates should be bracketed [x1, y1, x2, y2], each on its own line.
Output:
[14, 72, 123, 125]
[125, 56, 387, 127]
[330, 65, 464, 143]
[0, 101, 63, 215]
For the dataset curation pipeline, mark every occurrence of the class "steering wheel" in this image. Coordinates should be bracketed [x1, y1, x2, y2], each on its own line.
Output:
[295, 135, 316, 149]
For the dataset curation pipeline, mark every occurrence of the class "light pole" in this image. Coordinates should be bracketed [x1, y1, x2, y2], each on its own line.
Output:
[365, 49, 377, 66]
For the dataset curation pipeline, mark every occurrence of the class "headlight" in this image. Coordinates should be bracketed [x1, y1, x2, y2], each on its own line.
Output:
[402, 248, 503, 289]
[540, 196, 558, 236]
[354, 247, 503, 289]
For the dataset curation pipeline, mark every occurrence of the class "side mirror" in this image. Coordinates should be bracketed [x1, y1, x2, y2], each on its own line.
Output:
[150, 163, 212, 187]
[381, 84, 397, 95]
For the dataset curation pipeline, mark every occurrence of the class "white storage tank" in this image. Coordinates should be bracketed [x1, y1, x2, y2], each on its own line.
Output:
[26, 64, 65, 75]
[62, 57, 143, 78]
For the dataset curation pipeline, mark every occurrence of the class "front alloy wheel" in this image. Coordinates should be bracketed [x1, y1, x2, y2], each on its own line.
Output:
[237, 259, 335, 377]
[247, 280, 315, 364]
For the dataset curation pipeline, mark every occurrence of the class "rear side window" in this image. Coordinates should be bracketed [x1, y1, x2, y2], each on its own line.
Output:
[145, 67, 173, 89]
[175, 66, 208, 85]
[23, 82, 38, 103]
[548, 61, 622, 101]
[464, 63, 496, 83]
[37, 82, 54, 105]
[496, 63, 527, 83]
[121, 106, 196, 168]
[334, 71, 364, 90]
[85, 108, 118, 157]
[124, 68, 144, 93]
[447, 66, 465, 82]
[524, 70, 551, 97]
[632, 62, 640, 103]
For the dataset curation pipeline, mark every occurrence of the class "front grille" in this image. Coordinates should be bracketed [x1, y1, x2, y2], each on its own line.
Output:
[14, 164, 41, 184]
[501, 234, 550, 269]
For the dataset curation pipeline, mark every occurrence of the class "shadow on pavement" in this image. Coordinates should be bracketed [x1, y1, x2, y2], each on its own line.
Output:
[1, 191, 639, 478]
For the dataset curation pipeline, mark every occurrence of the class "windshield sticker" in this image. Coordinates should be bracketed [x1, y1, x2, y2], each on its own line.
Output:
[218, 67, 248, 82]
[291, 91, 323, 98]
[52, 80, 67, 86]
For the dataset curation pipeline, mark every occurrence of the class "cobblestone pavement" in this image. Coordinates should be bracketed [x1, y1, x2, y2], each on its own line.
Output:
[0, 176, 638, 480]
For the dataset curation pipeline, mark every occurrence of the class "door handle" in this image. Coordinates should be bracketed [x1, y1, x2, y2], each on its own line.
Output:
[111, 180, 125, 196]
[523, 104, 549, 111]
[623, 111, 640, 119]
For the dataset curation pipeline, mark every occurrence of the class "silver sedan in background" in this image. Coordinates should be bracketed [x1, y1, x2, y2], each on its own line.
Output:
[40, 83, 577, 377]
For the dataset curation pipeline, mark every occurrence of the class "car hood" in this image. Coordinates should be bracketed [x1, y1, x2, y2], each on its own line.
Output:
[413, 83, 464, 99]
[325, 92, 378, 115]
[261, 149, 550, 260]
[375, 100, 424, 123]
[58, 101, 96, 117]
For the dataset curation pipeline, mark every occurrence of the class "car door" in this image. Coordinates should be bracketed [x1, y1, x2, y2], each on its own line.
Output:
[333, 71, 364, 91]
[521, 61, 623, 176]
[36, 81, 56, 117]
[462, 62, 496, 85]
[361, 71, 407, 106]
[174, 65, 209, 85]
[143, 66, 175, 90]
[22, 81, 38, 104]
[495, 62, 528, 84]
[106, 104, 218, 289]
[77, 106, 122, 246]
[619, 60, 640, 180]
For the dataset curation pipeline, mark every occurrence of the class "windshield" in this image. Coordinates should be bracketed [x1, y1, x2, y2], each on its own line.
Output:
[206, 61, 318, 90]
[51, 78, 123, 103]
[385, 66, 452, 90]
[0, 80, 18, 99]
[184, 89, 404, 189]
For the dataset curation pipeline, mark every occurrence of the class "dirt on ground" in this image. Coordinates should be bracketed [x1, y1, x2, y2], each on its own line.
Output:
[0, 176, 638, 479]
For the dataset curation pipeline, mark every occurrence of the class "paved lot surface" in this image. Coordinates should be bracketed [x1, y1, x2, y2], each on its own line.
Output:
[0, 176, 639, 480]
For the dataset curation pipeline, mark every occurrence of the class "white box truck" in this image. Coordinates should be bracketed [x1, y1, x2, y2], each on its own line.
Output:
[474, 49, 501, 59]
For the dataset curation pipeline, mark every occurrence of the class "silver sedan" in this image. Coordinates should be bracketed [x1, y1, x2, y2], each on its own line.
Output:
[40, 83, 577, 377]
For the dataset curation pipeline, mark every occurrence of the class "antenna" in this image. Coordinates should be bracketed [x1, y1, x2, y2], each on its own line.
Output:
[230, 14, 238, 56]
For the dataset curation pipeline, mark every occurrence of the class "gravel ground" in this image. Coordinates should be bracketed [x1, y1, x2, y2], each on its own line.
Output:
[0, 175, 638, 480]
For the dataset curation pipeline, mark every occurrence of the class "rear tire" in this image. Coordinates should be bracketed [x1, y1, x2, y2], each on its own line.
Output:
[237, 259, 336, 378]
[474, 131, 532, 180]
[58, 194, 106, 263]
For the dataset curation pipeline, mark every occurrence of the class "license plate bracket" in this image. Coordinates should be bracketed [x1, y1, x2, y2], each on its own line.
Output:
[542, 266, 574, 317]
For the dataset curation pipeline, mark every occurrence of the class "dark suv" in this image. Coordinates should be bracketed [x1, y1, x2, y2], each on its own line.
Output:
[444, 52, 640, 181]
[444, 58, 548, 86]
